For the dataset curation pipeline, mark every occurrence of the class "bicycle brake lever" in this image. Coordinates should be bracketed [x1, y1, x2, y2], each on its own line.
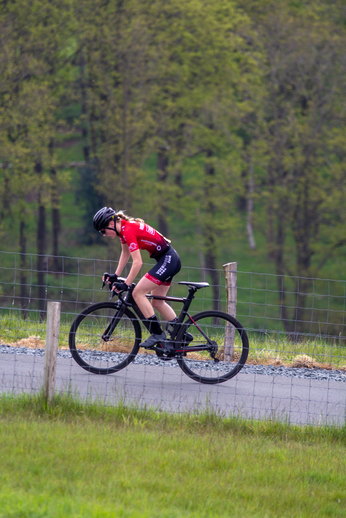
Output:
[109, 289, 117, 300]
[100, 271, 111, 291]
[100, 278, 114, 291]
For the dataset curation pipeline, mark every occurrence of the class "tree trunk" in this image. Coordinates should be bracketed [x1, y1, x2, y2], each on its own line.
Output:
[246, 162, 256, 250]
[196, 208, 206, 281]
[80, 48, 90, 162]
[36, 161, 47, 320]
[20, 217, 28, 319]
[267, 167, 275, 260]
[90, 104, 98, 158]
[292, 174, 313, 336]
[49, 140, 60, 275]
[293, 277, 311, 339]
[86, 51, 98, 159]
[51, 173, 60, 275]
[175, 170, 182, 189]
[1, 163, 11, 220]
[275, 203, 290, 334]
[204, 150, 219, 310]
[157, 149, 169, 237]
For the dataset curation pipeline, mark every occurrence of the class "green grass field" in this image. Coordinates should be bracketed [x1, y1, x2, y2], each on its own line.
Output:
[0, 394, 346, 518]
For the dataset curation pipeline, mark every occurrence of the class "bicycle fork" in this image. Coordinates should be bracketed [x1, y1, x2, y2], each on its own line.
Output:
[102, 304, 127, 342]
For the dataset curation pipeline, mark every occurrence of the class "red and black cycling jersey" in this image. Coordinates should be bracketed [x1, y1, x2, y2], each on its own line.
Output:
[119, 220, 171, 258]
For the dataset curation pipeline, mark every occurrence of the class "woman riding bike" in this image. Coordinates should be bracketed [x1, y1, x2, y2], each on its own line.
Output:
[93, 206, 181, 348]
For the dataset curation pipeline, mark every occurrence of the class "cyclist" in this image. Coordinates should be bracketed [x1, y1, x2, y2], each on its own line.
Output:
[93, 206, 181, 348]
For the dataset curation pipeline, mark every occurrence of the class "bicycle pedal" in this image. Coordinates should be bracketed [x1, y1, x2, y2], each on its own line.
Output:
[161, 342, 176, 353]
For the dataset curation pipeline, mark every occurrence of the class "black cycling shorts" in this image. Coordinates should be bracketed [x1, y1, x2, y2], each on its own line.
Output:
[144, 247, 181, 286]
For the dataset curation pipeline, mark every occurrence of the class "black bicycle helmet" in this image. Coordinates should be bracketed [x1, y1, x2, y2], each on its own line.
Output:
[93, 206, 116, 232]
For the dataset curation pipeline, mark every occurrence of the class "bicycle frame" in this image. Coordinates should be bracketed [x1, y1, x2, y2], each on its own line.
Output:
[108, 284, 215, 355]
[70, 277, 249, 383]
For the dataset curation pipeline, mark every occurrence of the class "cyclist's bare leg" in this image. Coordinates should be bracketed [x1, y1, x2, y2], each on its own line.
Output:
[133, 277, 176, 321]
[151, 284, 176, 322]
[132, 277, 157, 318]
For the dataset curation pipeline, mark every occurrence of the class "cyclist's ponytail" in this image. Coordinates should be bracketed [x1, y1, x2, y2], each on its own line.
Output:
[114, 210, 145, 224]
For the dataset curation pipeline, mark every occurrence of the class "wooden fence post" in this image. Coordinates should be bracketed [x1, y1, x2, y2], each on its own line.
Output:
[43, 301, 61, 402]
[223, 262, 237, 362]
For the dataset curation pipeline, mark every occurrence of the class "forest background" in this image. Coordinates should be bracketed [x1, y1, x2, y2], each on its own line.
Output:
[1, 0, 346, 336]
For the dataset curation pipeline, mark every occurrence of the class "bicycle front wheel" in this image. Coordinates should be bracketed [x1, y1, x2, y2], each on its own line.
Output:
[176, 310, 249, 384]
[69, 302, 141, 375]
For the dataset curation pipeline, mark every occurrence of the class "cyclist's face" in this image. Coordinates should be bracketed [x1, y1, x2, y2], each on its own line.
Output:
[101, 221, 116, 238]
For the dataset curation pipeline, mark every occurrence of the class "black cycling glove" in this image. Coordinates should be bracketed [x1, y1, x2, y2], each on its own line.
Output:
[114, 281, 129, 292]
[103, 272, 118, 284]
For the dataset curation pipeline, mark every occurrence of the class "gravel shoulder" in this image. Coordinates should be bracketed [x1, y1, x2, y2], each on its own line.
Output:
[1, 344, 346, 383]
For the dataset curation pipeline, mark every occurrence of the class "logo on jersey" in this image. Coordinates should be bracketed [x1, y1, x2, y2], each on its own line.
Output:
[145, 225, 155, 235]
[142, 240, 156, 247]
[129, 243, 137, 252]
[139, 222, 144, 230]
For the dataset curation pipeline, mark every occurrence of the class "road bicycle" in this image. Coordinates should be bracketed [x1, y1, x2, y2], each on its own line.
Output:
[68, 277, 249, 385]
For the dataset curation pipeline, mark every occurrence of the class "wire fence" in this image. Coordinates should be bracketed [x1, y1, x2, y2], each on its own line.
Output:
[0, 250, 346, 425]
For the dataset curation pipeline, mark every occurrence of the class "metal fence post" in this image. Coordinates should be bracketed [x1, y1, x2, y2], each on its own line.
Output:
[223, 262, 237, 362]
[43, 301, 61, 402]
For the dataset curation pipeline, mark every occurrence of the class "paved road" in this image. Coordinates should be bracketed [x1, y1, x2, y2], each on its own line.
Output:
[1, 352, 345, 425]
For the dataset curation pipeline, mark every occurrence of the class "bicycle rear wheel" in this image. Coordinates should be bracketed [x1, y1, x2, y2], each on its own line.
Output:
[176, 310, 249, 384]
[69, 302, 141, 375]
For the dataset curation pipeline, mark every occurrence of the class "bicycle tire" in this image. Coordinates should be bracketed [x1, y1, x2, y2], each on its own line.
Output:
[176, 310, 249, 384]
[69, 301, 141, 375]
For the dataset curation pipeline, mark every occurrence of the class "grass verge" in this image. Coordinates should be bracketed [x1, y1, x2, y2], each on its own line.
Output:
[2, 321, 346, 372]
[0, 393, 346, 517]
[248, 334, 346, 370]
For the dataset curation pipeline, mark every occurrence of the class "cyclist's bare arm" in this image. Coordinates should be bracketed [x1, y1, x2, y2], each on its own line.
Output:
[115, 245, 142, 286]
[115, 243, 131, 277]
[124, 248, 143, 285]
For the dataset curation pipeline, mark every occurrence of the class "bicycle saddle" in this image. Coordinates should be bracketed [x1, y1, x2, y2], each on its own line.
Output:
[178, 281, 209, 289]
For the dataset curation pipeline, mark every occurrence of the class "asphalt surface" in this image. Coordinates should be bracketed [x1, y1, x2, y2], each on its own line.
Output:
[1, 351, 345, 425]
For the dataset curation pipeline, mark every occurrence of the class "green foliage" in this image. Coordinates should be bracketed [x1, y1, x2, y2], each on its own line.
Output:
[1, 0, 346, 334]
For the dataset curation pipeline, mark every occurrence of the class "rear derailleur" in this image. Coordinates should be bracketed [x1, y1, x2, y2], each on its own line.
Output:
[209, 341, 220, 363]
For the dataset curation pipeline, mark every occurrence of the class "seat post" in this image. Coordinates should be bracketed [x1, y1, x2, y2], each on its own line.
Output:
[178, 286, 196, 318]
[168, 286, 198, 340]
